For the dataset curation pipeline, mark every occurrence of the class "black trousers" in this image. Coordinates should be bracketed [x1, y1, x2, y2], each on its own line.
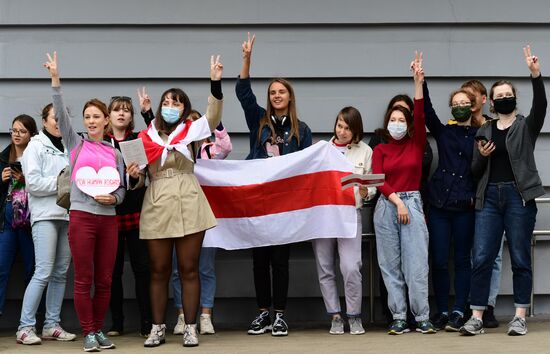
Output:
[109, 228, 152, 333]
[252, 244, 290, 310]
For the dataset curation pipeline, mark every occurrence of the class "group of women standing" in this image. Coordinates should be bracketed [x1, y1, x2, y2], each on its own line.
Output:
[0, 34, 546, 352]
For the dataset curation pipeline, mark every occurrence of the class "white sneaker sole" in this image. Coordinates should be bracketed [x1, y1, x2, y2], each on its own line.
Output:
[248, 325, 272, 335]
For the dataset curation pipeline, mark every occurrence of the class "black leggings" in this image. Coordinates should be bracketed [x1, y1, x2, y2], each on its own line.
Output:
[252, 244, 290, 311]
[109, 228, 152, 332]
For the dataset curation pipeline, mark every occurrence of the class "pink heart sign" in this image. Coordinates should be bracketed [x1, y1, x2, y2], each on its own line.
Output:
[74, 166, 121, 197]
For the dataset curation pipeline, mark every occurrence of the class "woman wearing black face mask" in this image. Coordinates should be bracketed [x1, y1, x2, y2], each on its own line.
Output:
[461, 46, 547, 337]
[422, 77, 478, 332]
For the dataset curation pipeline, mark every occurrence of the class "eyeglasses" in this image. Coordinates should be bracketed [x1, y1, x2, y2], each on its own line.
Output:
[451, 102, 472, 108]
[9, 128, 29, 136]
[110, 96, 132, 103]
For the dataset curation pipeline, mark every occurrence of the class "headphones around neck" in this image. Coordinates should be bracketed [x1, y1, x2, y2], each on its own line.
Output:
[270, 114, 289, 127]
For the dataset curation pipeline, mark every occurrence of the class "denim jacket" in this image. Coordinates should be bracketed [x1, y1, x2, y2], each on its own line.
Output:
[235, 77, 312, 159]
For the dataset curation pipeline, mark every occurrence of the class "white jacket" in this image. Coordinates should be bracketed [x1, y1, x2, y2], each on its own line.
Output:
[21, 131, 69, 224]
[330, 137, 375, 208]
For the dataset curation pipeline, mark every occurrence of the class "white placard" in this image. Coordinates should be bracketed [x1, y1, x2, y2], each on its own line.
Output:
[119, 138, 148, 168]
[341, 173, 385, 190]
[75, 166, 121, 197]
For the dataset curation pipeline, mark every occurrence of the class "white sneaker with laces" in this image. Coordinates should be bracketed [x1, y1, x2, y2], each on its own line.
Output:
[173, 314, 185, 334]
[16, 326, 42, 345]
[200, 314, 215, 334]
[42, 325, 76, 341]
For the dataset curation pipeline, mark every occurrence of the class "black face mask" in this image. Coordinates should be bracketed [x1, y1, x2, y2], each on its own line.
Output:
[493, 97, 517, 114]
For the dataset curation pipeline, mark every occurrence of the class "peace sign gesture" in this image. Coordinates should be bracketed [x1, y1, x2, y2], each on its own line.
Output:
[411, 50, 424, 84]
[137, 86, 151, 113]
[210, 55, 223, 81]
[524, 45, 541, 78]
[43, 51, 61, 87]
[242, 32, 256, 61]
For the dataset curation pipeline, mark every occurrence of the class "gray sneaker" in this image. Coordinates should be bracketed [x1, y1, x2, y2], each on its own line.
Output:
[329, 316, 344, 335]
[83, 333, 100, 352]
[95, 331, 115, 349]
[507, 316, 528, 336]
[349, 317, 365, 335]
[459, 316, 485, 336]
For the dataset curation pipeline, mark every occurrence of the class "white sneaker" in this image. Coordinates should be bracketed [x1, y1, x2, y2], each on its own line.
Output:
[16, 327, 42, 345]
[183, 324, 199, 347]
[200, 314, 215, 334]
[174, 314, 185, 334]
[42, 325, 77, 341]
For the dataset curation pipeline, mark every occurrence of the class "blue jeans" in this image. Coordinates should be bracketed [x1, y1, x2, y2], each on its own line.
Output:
[0, 202, 35, 315]
[172, 247, 217, 309]
[19, 220, 71, 329]
[470, 182, 537, 310]
[428, 205, 474, 314]
[488, 238, 504, 307]
[374, 192, 430, 322]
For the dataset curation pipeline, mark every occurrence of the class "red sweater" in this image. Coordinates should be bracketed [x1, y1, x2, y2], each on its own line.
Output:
[372, 99, 426, 197]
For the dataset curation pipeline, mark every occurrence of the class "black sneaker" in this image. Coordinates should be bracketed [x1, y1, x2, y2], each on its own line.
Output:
[247, 311, 272, 335]
[388, 319, 410, 335]
[271, 312, 288, 336]
[445, 311, 465, 332]
[431, 313, 449, 331]
[416, 320, 436, 334]
[483, 305, 499, 328]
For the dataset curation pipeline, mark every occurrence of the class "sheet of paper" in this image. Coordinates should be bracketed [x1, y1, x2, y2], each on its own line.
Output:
[341, 173, 385, 190]
[118, 138, 148, 168]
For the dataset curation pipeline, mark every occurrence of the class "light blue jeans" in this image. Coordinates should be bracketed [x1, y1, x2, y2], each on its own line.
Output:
[374, 192, 430, 322]
[172, 247, 217, 309]
[19, 220, 71, 329]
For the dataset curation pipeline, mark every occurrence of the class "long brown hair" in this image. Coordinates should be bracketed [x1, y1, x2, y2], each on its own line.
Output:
[258, 78, 300, 144]
[154, 88, 192, 134]
[9, 114, 38, 162]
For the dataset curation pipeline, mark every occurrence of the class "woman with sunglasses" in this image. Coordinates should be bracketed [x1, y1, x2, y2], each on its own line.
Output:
[104, 96, 152, 338]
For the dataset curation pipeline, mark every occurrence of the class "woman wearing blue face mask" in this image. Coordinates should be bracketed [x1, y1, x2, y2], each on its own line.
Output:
[138, 55, 224, 348]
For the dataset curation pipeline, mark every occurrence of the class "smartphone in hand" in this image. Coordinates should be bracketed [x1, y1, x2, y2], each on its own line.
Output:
[474, 135, 489, 146]
[9, 161, 22, 173]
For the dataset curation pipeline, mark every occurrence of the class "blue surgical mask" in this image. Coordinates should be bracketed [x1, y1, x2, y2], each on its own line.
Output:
[161, 107, 181, 124]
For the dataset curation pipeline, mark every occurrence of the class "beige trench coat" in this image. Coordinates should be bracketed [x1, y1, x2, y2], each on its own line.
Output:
[139, 95, 222, 239]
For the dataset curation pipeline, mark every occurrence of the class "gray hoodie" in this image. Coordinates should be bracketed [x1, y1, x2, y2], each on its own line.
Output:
[53, 86, 125, 215]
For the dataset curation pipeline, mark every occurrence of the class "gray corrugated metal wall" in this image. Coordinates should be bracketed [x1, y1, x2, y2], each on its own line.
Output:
[3, 0, 550, 327]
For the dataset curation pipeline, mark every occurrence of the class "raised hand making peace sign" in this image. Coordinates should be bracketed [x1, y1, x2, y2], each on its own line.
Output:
[43, 51, 61, 87]
[524, 45, 541, 78]
[210, 55, 223, 81]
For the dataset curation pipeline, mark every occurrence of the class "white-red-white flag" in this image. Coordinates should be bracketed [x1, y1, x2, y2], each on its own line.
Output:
[195, 141, 357, 250]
